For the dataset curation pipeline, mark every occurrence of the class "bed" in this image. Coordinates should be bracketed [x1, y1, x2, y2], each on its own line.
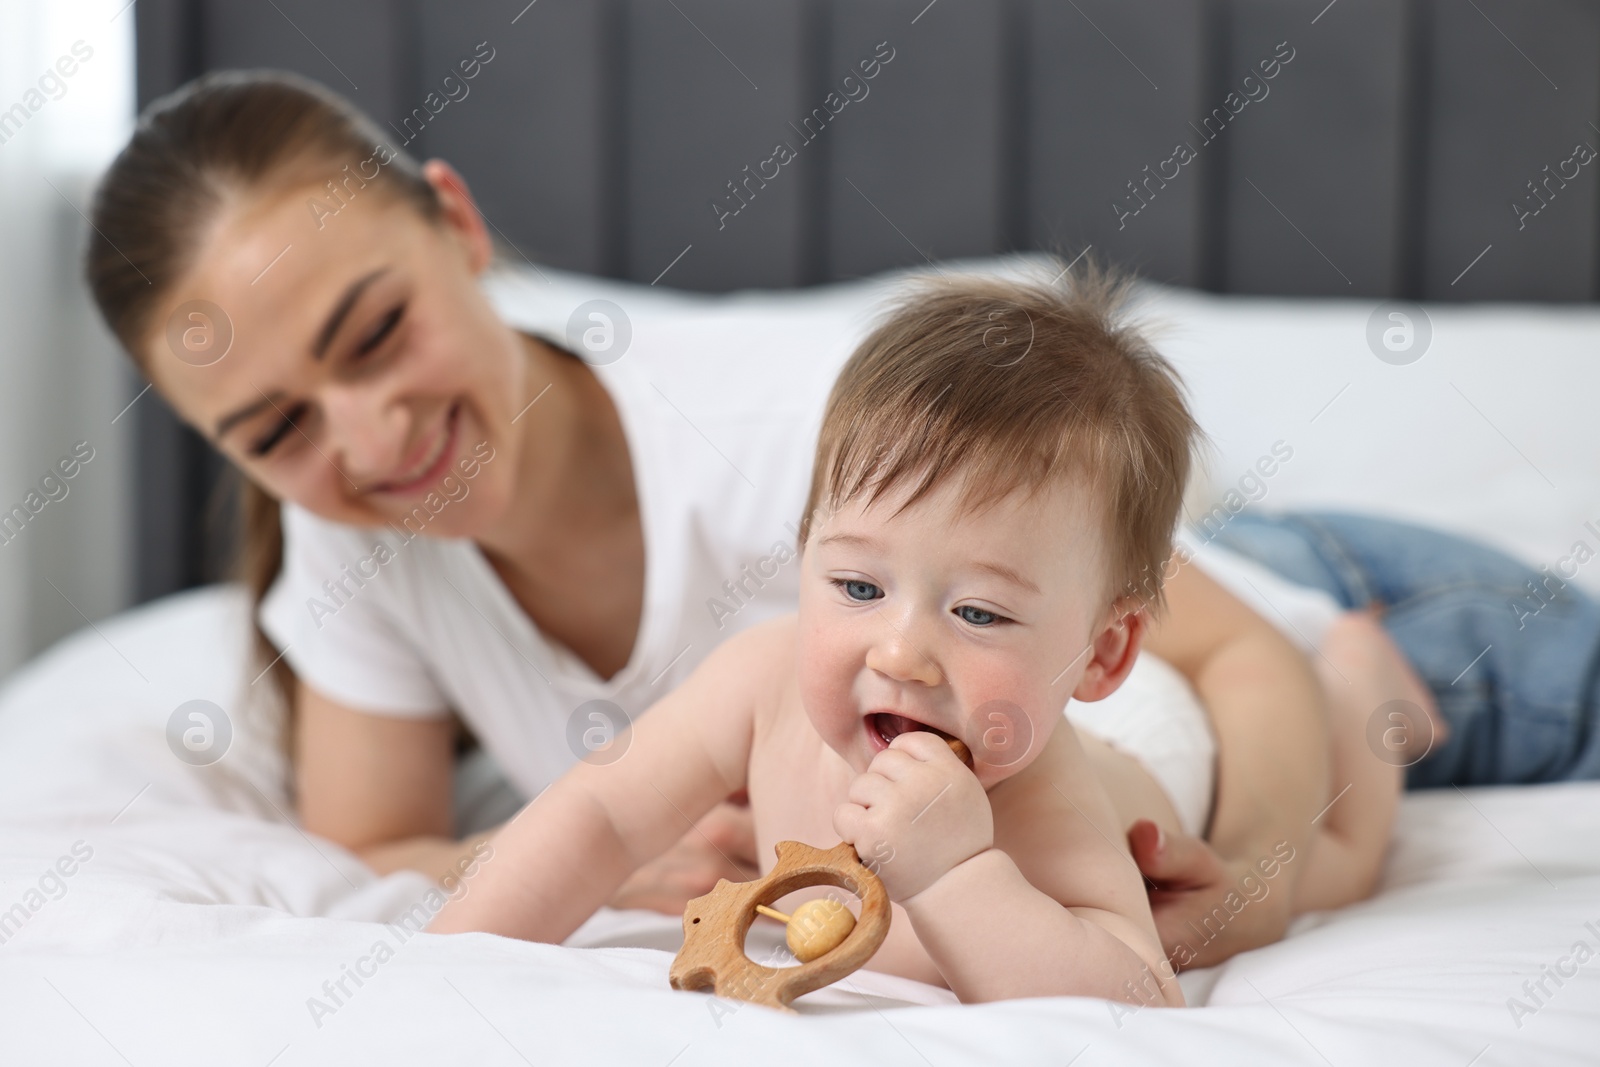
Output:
[4, 264, 1600, 1064]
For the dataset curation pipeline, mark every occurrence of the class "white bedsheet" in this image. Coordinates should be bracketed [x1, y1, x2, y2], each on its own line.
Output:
[5, 274, 1600, 1064]
[1, 581, 1596, 1065]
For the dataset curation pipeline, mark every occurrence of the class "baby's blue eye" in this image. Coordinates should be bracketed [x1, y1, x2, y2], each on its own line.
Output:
[957, 605, 999, 626]
[839, 579, 881, 602]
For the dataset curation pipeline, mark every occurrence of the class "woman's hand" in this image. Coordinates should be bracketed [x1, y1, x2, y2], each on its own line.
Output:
[605, 798, 758, 914]
[1128, 820, 1293, 970]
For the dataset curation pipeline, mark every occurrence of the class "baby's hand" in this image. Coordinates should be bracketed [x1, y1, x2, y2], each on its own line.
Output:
[833, 731, 993, 903]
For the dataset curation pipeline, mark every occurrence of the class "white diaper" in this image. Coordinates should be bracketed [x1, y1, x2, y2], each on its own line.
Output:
[1065, 652, 1216, 838]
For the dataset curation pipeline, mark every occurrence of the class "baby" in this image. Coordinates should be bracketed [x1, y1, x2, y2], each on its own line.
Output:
[431, 270, 1391, 1006]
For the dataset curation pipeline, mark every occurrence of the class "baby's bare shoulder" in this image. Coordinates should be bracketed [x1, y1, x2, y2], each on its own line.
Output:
[699, 613, 798, 718]
[713, 612, 797, 676]
[991, 724, 1151, 917]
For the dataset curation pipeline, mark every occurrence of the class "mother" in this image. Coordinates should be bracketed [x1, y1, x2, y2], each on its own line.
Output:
[86, 71, 1342, 967]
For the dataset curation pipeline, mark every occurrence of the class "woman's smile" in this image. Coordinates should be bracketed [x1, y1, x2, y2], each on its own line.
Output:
[370, 401, 460, 496]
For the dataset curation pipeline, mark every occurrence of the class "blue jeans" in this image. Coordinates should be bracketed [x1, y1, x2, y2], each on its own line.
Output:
[1205, 511, 1600, 789]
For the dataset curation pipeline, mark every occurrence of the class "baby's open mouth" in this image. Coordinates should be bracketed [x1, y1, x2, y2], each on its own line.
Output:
[866, 711, 956, 751]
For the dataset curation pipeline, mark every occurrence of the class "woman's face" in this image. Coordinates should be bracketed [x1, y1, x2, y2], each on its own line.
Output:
[143, 161, 535, 538]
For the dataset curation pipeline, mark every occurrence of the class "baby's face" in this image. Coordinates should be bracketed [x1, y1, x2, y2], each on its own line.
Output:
[797, 472, 1117, 788]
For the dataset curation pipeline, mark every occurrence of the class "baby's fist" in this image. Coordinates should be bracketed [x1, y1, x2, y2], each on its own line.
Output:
[833, 731, 992, 902]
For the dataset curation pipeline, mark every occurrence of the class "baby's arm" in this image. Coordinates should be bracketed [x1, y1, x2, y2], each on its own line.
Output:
[836, 730, 1181, 1006]
[428, 618, 785, 941]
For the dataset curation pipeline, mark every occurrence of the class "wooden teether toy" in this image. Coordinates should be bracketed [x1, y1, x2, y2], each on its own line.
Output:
[669, 839, 890, 1011]
[669, 736, 974, 1010]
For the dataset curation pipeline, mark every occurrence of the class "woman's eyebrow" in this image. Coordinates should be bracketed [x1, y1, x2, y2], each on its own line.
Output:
[312, 267, 389, 359]
[210, 269, 388, 440]
[214, 390, 286, 439]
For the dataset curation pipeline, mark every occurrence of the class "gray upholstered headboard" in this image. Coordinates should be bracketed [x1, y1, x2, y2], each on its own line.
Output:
[132, 0, 1600, 598]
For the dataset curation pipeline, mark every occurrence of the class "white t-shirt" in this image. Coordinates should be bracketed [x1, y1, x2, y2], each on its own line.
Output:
[259, 257, 1055, 799]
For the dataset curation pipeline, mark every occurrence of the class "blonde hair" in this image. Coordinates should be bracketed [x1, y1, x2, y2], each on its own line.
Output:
[798, 262, 1202, 616]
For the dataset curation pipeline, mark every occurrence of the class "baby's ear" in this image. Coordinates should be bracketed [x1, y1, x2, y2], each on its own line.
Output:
[1071, 597, 1148, 702]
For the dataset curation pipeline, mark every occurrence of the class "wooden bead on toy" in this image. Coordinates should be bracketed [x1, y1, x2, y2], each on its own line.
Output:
[787, 898, 856, 962]
[755, 898, 857, 962]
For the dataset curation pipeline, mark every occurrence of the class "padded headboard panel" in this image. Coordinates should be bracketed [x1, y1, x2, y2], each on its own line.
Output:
[130, 0, 1600, 598]
[137, 0, 1600, 300]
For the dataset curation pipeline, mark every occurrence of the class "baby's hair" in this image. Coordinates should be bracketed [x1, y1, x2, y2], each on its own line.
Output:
[797, 259, 1202, 617]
